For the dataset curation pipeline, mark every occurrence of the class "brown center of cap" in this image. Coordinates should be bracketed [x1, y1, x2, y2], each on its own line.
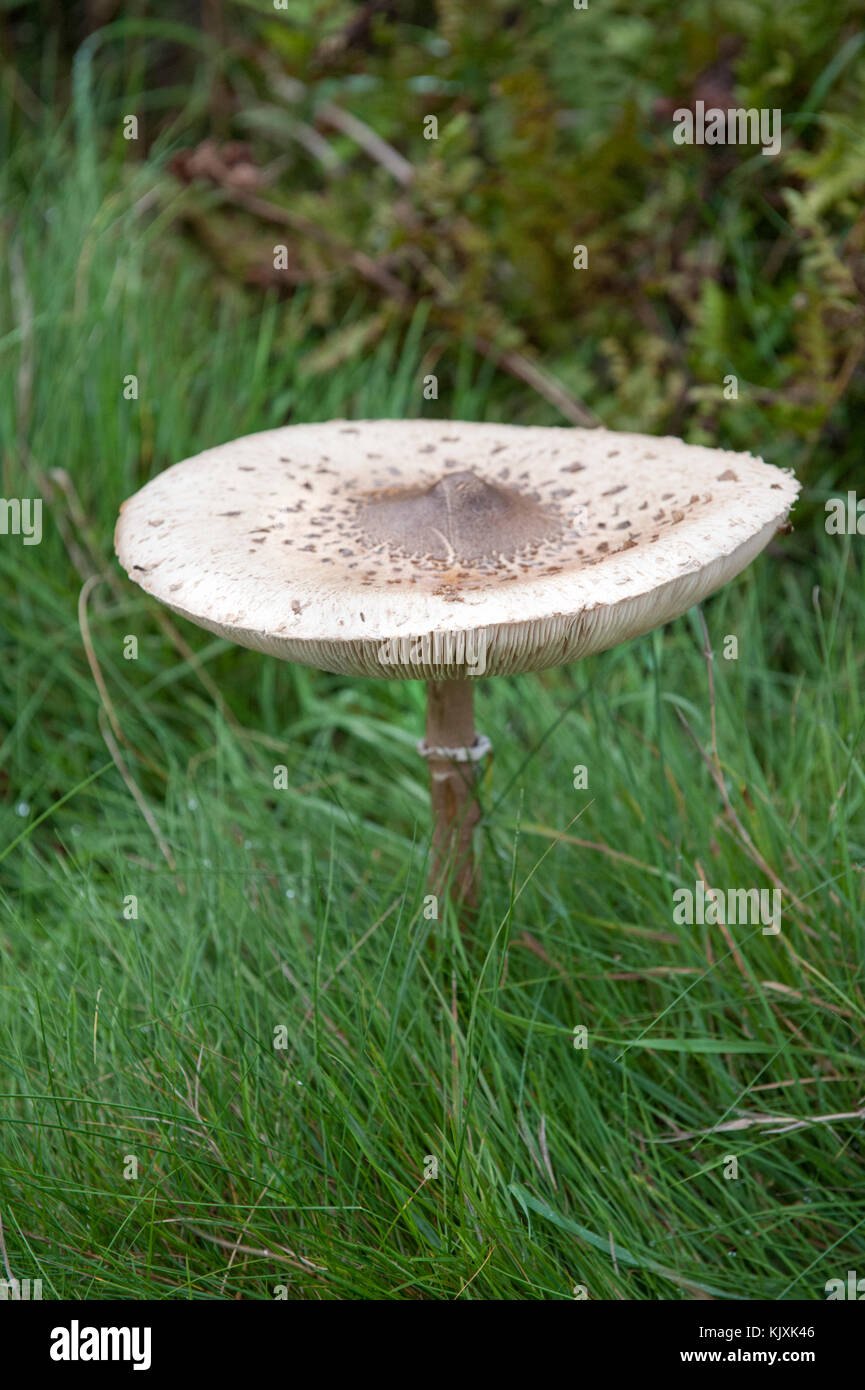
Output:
[356, 469, 563, 563]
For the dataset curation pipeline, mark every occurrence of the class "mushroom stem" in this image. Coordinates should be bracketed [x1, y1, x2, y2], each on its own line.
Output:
[425, 678, 482, 908]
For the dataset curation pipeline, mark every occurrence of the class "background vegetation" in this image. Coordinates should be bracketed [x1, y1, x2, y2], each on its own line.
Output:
[0, 0, 863, 1299]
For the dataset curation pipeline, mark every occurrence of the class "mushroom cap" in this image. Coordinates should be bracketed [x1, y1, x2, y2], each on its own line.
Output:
[115, 419, 799, 679]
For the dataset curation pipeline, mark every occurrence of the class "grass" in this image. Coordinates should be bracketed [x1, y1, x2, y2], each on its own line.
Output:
[1, 39, 865, 1302]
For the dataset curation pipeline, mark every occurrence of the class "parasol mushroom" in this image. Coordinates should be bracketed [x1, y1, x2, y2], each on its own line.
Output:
[115, 419, 799, 908]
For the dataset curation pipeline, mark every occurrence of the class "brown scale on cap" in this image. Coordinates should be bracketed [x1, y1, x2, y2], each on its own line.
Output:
[355, 469, 565, 564]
